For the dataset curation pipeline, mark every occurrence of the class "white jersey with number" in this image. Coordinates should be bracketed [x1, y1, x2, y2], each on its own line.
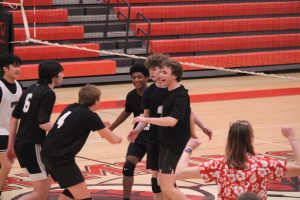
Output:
[0, 80, 22, 135]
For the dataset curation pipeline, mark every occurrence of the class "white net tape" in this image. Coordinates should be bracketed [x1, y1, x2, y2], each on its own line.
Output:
[1, 0, 300, 81]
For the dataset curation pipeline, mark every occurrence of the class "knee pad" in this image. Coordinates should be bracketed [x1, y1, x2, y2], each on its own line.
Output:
[62, 189, 74, 198]
[80, 198, 92, 200]
[151, 177, 161, 193]
[122, 161, 136, 177]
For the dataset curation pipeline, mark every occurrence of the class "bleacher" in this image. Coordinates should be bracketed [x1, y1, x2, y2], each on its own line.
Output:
[3, 0, 300, 86]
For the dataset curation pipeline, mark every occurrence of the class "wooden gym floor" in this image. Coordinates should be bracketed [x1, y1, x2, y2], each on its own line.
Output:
[5, 72, 300, 199]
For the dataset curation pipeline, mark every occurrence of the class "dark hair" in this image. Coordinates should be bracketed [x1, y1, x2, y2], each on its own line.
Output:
[79, 84, 101, 107]
[38, 60, 63, 84]
[225, 120, 255, 169]
[161, 59, 183, 82]
[0, 54, 22, 76]
[144, 53, 169, 69]
[129, 63, 149, 77]
[236, 192, 263, 200]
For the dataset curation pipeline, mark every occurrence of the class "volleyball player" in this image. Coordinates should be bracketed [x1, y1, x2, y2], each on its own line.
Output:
[7, 60, 64, 200]
[133, 59, 191, 200]
[108, 63, 149, 200]
[0, 54, 22, 199]
[128, 54, 168, 200]
[41, 84, 122, 200]
[128, 54, 212, 199]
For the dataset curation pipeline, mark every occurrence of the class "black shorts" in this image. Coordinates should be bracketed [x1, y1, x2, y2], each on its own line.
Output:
[43, 157, 84, 188]
[126, 141, 147, 161]
[126, 130, 148, 160]
[0, 135, 8, 152]
[158, 147, 181, 174]
[146, 141, 160, 170]
[14, 139, 47, 181]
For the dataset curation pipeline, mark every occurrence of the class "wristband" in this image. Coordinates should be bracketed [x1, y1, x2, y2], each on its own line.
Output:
[184, 147, 193, 154]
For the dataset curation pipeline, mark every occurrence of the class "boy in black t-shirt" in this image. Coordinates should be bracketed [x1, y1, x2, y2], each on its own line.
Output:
[108, 63, 149, 200]
[41, 84, 122, 200]
[133, 60, 191, 200]
[7, 60, 64, 200]
[0, 54, 22, 199]
[129, 54, 212, 199]
[128, 54, 168, 200]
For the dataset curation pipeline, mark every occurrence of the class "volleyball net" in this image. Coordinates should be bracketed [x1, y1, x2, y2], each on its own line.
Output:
[1, 0, 300, 81]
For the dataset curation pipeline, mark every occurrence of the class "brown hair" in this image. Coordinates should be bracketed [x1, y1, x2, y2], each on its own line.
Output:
[161, 59, 183, 82]
[144, 53, 169, 69]
[78, 84, 101, 107]
[236, 192, 262, 200]
[225, 120, 255, 169]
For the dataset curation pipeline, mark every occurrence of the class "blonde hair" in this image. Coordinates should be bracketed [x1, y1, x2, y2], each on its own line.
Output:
[78, 84, 101, 107]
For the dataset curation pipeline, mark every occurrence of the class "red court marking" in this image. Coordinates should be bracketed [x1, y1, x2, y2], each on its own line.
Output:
[52, 87, 300, 113]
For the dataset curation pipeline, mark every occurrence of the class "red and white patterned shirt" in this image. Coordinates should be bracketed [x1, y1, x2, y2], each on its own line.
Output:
[198, 154, 287, 200]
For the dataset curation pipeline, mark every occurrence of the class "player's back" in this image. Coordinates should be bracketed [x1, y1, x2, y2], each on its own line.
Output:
[13, 83, 55, 144]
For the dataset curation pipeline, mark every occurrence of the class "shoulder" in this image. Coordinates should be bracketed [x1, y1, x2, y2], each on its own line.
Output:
[127, 89, 138, 98]
[15, 80, 23, 89]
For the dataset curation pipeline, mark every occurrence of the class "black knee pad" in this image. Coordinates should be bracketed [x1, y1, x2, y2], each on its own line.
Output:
[62, 189, 74, 198]
[122, 161, 136, 177]
[151, 177, 161, 193]
[80, 198, 92, 200]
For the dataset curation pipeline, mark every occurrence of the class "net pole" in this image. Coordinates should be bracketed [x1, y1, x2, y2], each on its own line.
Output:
[0, 0, 3, 12]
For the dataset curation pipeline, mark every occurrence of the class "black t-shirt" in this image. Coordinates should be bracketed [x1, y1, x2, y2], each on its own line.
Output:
[125, 89, 144, 118]
[12, 83, 56, 144]
[41, 103, 105, 163]
[159, 85, 191, 155]
[125, 89, 148, 143]
[142, 83, 168, 142]
[0, 78, 23, 103]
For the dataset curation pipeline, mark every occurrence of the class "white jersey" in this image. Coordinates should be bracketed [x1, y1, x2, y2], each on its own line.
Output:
[0, 80, 22, 135]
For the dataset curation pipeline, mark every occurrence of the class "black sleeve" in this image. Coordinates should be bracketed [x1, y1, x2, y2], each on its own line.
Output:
[169, 96, 188, 121]
[124, 92, 132, 113]
[81, 112, 105, 131]
[12, 92, 26, 118]
[142, 88, 149, 110]
[0, 87, 2, 104]
[38, 91, 56, 124]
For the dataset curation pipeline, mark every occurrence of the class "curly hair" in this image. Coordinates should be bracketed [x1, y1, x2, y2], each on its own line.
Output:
[144, 53, 169, 69]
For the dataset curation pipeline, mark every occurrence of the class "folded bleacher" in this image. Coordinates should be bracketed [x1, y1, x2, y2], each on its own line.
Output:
[3, 0, 300, 85]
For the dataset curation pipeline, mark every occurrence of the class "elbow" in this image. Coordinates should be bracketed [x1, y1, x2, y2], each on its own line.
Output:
[169, 119, 178, 127]
[112, 137, 122, 144]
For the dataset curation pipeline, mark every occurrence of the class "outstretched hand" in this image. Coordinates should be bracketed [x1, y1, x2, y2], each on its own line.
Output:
[202, 127, 213, 140]
[186, 138, 202, 150]
[128, 129, 139, 143]
[133, 116, 147, 124]
[104, 121, 111, 128]
[281, 126, 297, 141]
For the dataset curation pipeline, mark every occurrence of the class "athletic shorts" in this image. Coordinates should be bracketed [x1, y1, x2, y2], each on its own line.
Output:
[158, 147, 181, 174]
[14, 139, 47, 181]
[146, 141, 160, 170]
[43, 157, 84, 188]
[126, 141, 147, 161]
[126, 130, 148, 159]
[0, 135, 8, 152]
